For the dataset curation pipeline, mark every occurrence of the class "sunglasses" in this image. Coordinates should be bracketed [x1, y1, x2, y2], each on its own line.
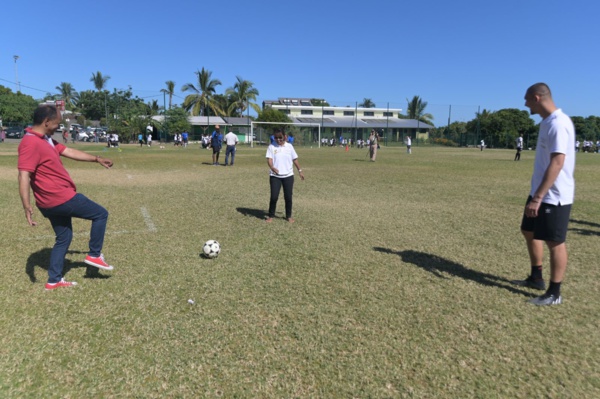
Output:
[274, 136, 285, 140]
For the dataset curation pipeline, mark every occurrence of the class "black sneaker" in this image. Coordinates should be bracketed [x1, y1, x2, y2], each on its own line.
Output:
[529, 293, 562, 306]
[510, 276, 546, 290]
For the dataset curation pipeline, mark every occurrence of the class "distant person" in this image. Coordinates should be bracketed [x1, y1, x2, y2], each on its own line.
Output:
[575, 140, 580, 152]
[224, 129, 238, 166]
[62, 130, 68, 144]
[511, 83, 575, 306]
[515, 133, 523, 161]
[406, 135, 412, 154]
[211, 125, 223, 165]
[138, 133, 144, 147]
[265, 128, 304, 223]
[287, 134, 295, 145]
[18, 104, 114, 290]
[146, 132, 152, 147]
[181, 131, 189, 148]
[270, 134, 276, 145]
[480, 139, 485, 151]
[368, 129, 379, 161]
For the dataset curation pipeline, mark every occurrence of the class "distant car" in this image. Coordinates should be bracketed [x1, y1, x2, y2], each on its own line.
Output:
[70, 123, 83, 132]
[6, 126, 23, 138]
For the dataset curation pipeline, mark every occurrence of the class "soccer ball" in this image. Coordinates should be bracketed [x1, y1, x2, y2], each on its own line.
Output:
[202, 240, 220, 258]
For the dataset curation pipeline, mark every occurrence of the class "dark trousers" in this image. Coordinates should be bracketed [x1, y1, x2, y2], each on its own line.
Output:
[515, 148, 522, 161]
[38, 193, 109, 283]
[269, 175, 294, 219]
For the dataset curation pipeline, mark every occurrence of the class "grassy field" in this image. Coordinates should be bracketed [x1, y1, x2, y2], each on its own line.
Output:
[0, 142, 599, 398]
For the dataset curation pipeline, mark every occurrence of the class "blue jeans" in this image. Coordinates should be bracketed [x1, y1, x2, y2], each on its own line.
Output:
[225, 146, 236, 165]
[38, 193, 109, 283]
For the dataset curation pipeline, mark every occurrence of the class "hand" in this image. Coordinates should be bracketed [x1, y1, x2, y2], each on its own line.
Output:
[98, 157, 113, 169]
[525, 200, 541, 218]
[24, 206, 38, 226]
[271, 168, 279, 175]
[299, 171, 305, 181]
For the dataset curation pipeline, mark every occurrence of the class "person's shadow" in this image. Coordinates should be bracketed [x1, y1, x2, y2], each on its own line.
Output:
[236, 207, 267, 220]
[569, 219, 600, 236]
[26, 248, 111, 283]
[373, 247, 535, 297]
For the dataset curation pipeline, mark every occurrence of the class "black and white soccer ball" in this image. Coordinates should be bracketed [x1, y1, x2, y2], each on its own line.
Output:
[202, 240, 220, 258]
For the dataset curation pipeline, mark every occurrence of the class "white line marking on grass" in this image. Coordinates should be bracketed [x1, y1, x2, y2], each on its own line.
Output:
[140, 207, 157, 232]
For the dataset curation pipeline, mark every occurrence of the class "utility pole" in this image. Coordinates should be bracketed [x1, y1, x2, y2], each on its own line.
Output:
[13, 55, 20, 93]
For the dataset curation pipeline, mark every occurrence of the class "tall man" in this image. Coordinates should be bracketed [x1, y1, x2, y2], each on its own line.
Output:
[211, 125, 223, 165]
[511, 83, 575, 306]
[224, 129, 238, 166]
[18, 104, 114, 290]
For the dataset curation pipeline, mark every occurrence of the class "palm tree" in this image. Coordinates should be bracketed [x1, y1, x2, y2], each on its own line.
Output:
[225, 76, 260, 117]
[181, 68, 224, 117]
[90, 71, 111, 91]
[55, 82, 78, 109]
[160, 80, 176, 110]
[406, 95, 434, 125]
[359, 98, 376, 108]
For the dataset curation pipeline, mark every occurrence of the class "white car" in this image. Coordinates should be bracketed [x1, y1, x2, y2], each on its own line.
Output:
[77, 131, 90, 141]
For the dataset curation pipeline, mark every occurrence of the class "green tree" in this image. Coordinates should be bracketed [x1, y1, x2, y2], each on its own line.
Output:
[359, 98, 375, 108]
[406, 95, 434, 125]
[255, 108, 292, 132]
[161, 80, 176, 110]
[55, 82, 78, 109]
[226, 76, 261, 117]
[0, 85, 38, 124]
[181, 68, 224, 117]
[162, 106, 192, 138]
[90, 71, 111, 91]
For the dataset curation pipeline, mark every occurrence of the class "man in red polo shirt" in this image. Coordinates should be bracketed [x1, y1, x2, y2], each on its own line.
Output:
[18, 104, 115, 290]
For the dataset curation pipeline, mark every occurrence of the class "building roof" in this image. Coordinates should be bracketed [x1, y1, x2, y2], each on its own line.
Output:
[290, 116, 433, 129]
[224, 117, 253, 125]
[152, 115, 229, 126]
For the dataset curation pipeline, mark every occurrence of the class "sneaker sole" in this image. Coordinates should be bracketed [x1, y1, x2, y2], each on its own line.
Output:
[84, 259, 114, 271]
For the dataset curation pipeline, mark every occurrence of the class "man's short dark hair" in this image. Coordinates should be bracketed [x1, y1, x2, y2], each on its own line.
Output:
[33, 104, 59, 125]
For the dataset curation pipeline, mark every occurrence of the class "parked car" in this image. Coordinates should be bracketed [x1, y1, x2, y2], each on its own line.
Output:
[6, 126, 23, 138]
[77, 131, 91, 141]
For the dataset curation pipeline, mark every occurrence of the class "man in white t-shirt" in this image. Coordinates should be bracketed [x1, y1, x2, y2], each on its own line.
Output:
[512, 83, 575, 306]
[514, 133, 523, 161]
[406, 135, 412, 154]
[224, 130, 239, 166]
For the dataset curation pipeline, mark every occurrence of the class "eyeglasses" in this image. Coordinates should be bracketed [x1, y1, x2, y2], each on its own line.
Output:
[274, 136, 284, 140]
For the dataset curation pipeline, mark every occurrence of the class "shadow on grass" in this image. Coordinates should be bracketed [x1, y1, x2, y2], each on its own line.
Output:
[570, 219, 600, 229]
[373, 247, 535, 297]
[25, 248, 111, 283]
[569, 219, 600, 236]
[236, 207, 267, 220]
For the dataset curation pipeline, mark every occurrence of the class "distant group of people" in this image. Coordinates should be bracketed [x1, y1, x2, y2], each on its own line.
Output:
[576, 140, 600, 153]
[173, 131, 189, 147]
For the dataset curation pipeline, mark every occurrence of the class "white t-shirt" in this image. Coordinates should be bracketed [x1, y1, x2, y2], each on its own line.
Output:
[530, 109, 575, 205]
[266, 142, 298, 178]
[406, 137, 412, 146]
[516, 136, 523, 148]
[225, 132, 238, 146]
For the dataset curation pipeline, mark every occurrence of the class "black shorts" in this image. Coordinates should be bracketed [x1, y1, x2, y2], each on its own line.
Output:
[520, 196, 571, 243]
[212, 146, 221, 154]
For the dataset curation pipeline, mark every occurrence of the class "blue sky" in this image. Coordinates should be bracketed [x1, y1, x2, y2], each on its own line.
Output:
[2, 0, 598, 126]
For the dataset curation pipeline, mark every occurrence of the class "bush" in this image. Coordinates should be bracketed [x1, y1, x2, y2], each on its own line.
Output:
[431, 138, 458, 147]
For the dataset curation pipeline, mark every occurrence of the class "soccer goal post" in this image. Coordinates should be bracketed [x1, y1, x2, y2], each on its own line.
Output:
[250, 121, 322, 148]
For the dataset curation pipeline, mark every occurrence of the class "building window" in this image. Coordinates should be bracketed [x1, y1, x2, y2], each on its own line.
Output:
[383, 112, 393, 117]
[301, 109, 313, 115]
[280, 109, 290, 114]
[343, 111, 354, 116]
[363, 111, 374, 116]
[323, 110, 334, 115]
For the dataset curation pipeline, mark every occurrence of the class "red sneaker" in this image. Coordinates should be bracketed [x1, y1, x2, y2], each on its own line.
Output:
[45, 278, 78, 290]
[84, 254, 114, 271]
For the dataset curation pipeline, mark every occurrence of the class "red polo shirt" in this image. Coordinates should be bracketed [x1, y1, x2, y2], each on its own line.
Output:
[18, 128, 77, 209]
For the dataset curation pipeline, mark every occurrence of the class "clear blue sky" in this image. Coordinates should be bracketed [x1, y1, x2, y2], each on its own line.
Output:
[2, 0, 598, 126]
